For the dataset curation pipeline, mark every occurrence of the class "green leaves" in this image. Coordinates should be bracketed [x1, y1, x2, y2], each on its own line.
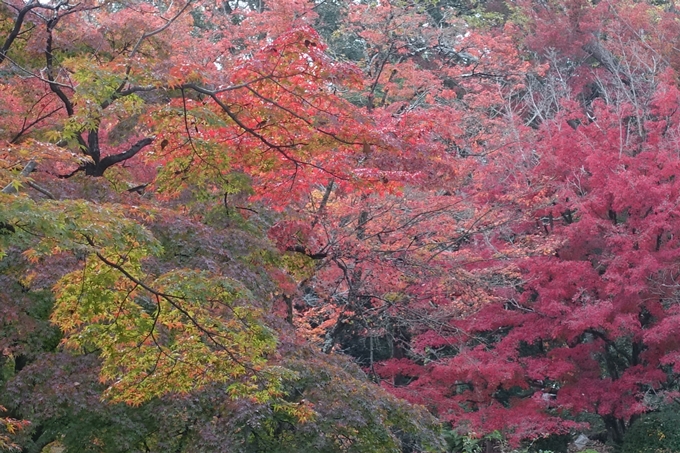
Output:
[0, 194, 281, 405]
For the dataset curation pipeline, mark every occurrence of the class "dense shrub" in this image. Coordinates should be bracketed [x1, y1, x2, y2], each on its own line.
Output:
[622, 409, 680, 453]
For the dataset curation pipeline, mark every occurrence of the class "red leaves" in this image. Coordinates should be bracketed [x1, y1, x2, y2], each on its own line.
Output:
[268, 220, 313, 252]
[374, 358, 424, 381]
[9, 0, 680, 447]
[292, 1, 680, 444]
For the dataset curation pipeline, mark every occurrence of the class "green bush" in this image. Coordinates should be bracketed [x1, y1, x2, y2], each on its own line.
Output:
[622, 409, 680, 453]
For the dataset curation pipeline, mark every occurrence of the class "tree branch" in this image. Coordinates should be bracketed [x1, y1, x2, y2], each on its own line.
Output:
[115, 0, 194, 93]
[10, 105, 64, 144]
[0, 1, 49, 65]
[2, 159, 36, 194]
[26, 180, 55, 199]
[83, 235, 254, 371]
[91, 137, 154, 176]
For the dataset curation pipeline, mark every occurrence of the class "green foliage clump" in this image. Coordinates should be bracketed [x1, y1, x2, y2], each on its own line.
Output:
[0, 195, 284, 406]
[441, 428, 503, 453]
[622, 409, 680, 453]
[222, 351, 445, 453]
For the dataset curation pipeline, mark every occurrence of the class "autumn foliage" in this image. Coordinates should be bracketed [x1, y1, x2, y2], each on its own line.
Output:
[3, 0, 680, 451]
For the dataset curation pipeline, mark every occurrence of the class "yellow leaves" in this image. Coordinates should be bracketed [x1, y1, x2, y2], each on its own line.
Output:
[18, 272, 35, 290]
[52, 265, 281, 405]
[280, 252, 315, 281]
[1, 195, 291, 409]
[288, 400, 316, 423]
[43, 130, 62, 143]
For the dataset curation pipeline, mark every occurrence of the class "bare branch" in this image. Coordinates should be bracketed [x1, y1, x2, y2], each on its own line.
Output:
[91, 137, 154, 175]
[26, 180, 55, 199]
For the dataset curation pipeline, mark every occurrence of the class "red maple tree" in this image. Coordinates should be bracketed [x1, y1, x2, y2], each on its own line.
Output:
[361, 0, 680, 446]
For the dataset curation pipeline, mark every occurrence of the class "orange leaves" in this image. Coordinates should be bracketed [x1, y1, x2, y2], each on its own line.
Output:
[167, 63, 205, 88]
[142, 24, 377, 208]
[0, 406, 29, 452]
